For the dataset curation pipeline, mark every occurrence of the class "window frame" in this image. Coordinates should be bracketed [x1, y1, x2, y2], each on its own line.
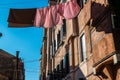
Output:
[83, 0, 88, 4]
[62, 19, 66, 37]
[63, 50, 70, 73]
[79, 33, 87, 62]
[111, 14, 120, 29]
[77, 0, 83, 9]
[62, 0, 66, 3]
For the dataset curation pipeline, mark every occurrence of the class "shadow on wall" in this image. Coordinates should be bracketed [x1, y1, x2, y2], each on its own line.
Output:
[73, 65, 86, 80]
[91, 0, 120, 33]
[66, 61, 120, 80]
[91, 2, 112, 33]
[50, 64, 86, 80]
[61, 65, 86, 80]
[96, 62, 120, 80]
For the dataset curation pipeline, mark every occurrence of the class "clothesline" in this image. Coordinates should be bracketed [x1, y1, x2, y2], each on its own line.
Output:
[7, 0, 80, 28]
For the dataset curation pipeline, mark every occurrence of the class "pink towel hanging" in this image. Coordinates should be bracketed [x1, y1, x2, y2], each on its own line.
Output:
[34, 8, 48, 27]
[63, 0, 80, 19]
[34, 0, 80, 28]
[44, 7, 54, 28]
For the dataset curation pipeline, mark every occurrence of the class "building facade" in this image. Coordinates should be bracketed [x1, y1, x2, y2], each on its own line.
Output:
[40, 0, 120, 80]
[0, 49, 25, 80]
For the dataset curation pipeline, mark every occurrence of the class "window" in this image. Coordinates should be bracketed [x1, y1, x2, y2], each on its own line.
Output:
[62, 0, 66, 3]
[80, 34, 86, 62]
[60, 60, 63, 71]
[109, 0, 120, 29]
[111, 14, 120, 29]
[83, 0, 88, 4]
[63, 55, 66, 69]
[57, 65, 59, 73]
[62, 19, 66, 37]
[52, 41, 54, 56]
[50, 45, 53, 59]
[88, 24, 92, 53]
[57, 31, 61, 48]
[54, 40, 56, 52]
[77, 0, 83, 9]
[63, 51, 70, 73]
[66, 51, 70, 73]
[53, 69, 57, 79]
[79, 78, 86, 80]
[56, 33, 59, 50]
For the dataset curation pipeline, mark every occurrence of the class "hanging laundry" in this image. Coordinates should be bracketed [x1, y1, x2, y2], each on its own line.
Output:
[51, 4, 63, 26]
[44, 7, 54, 28]
[58, 3, 65, 17]
[34, 0, 80, 28]
[8, 8, 36, 27]
[34, 5, 63, 28]
[34, 8, 48, 27]
[63, 0, 80, 19]
[7, 0, 80, 28]
[8, 22, 33, 27]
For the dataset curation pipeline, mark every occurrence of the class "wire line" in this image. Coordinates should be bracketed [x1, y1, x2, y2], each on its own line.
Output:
[24, 59, 40, 63]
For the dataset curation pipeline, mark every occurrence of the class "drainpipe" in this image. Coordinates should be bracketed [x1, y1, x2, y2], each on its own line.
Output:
[16, 51, 19, 80]
[69, 37, 75, 80]
[72, 38, 75, 80]
[0, 32, 2, 38]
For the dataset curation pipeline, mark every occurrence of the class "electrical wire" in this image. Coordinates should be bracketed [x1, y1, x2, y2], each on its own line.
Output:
[25, 66, 40, 69]
[26, 69, 39, 71]
[25, 70, 39, 73]
[24, 59, 40, 63]
[0, 69, 40, 73]
[25, 66, 40, 68]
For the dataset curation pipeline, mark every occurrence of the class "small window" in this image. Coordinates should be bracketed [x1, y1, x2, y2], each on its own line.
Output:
[62, 0, 66, 3]
[77, 0, 83, 9]
[54, 40, 56, 52]
[52, 41, 54, 56]
[80, 34, 86, 62]
[57, 31, 61, 48]
[83, 0, 88, 4]
[57, 65, 59, 72]
[62, 19, 66, 37]
[63, 55, 66, 69]
[60, 60, 63, 71]
[111, 14, 120, 29]
[56, 33, 59, 50]
[79, 78, 86, 80]
[88, 24, 92, 53]
[63, 51, 70, 73]
[66, 51, 70, 73]
[50, 45, 53, 59]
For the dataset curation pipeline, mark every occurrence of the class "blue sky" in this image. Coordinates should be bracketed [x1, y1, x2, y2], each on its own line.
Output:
[0, 0, 48, 80]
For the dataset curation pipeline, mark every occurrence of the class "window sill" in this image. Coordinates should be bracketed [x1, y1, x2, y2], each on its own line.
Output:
[80, 58, 87, 66]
